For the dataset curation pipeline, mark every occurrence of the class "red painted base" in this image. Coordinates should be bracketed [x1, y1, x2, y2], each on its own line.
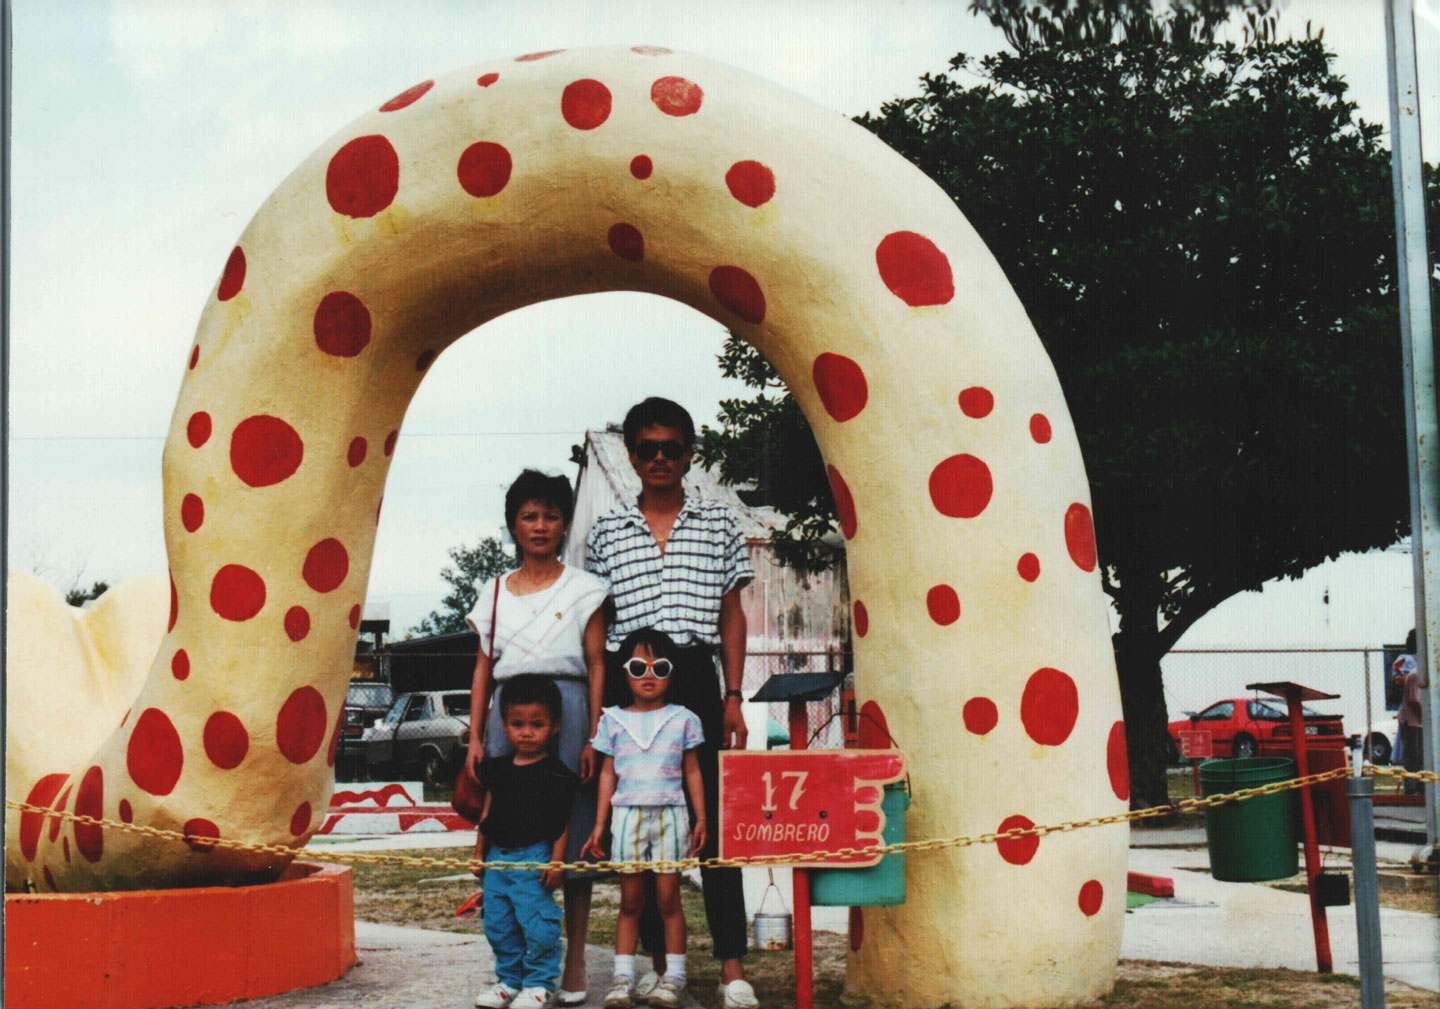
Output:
[1126, 871, 1175, 897]
[4, 862, 355, 1009]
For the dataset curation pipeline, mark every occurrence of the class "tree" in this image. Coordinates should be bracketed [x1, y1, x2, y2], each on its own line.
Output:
[65, 581, 110, 607]
[700, 14, 1437, 807]
[410, 537, 516, 636]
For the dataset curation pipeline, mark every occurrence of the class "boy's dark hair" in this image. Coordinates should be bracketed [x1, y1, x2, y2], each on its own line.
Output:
[622, 398, 695, 451]
[499, 673, 563, 723]
[616, 626, 679, 663]
[504, 469, 574, 536]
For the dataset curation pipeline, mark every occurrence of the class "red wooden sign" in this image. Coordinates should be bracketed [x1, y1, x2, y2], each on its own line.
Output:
[1179, 730, 1213, 759]
[719, 750, 906, 868]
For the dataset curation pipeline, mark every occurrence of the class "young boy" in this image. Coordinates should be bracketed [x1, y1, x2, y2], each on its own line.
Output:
[582, 629, 706, 1009]
[473, 674, 581, 1009]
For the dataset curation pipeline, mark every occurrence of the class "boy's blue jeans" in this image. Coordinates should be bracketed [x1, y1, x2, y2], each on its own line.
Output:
[483, 841, 562, 991]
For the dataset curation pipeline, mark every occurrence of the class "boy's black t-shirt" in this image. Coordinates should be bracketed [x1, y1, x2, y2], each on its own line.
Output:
[479, 753, 580, 850]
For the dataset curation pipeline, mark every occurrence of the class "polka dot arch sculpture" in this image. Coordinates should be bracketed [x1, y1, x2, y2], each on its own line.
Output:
[4, 48, 1127, 1008]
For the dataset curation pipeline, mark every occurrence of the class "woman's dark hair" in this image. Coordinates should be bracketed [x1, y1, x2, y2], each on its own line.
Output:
[499, 673, 563, 724]
[504, 469, 574, 545]
[622, 397, 695, 451]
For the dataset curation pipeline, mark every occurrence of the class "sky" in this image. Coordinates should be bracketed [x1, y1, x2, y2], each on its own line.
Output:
[7, 0, 1439, 638]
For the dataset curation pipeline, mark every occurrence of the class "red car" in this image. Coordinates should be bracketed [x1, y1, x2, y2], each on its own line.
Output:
[1167, 698, 1346, 762]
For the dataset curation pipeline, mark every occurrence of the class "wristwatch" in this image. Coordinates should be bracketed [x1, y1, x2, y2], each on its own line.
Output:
[725, 689, 744, 701]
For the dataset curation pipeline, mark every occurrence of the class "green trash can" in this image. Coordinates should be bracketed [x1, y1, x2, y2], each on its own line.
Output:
[1199, 757, 1297, 882]
[810, 783, 909, 906]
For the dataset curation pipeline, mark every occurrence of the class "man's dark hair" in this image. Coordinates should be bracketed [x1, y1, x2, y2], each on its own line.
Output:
[504, 469, 574, 535]
[499, 673, 563, 723]
[616, 626, 679, 663]
[622, 397, 695, 451]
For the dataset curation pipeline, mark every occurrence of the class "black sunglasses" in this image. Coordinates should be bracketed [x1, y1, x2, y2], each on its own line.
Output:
[624, 657, 674, 679]
[634, 439, 688, 461]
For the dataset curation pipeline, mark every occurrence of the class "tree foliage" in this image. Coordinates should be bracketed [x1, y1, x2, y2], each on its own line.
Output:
[410, 537, 516, 637]
[65, 581, 110, 607]
[701, 17, 1437, 806]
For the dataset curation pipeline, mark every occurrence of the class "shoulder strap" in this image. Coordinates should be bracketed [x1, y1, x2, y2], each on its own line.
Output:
[488, 577, 500, 660]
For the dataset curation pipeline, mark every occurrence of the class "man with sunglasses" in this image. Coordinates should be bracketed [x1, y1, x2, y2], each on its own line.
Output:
[586, 397, 758, 1009]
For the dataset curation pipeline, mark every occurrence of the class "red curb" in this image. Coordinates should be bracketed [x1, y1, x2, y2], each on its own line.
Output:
[1127, 871, 1175, 897]
[4, 862, 355, 1009]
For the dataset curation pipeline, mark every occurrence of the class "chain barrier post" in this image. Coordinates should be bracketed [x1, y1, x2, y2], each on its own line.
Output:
[1347, 775, 1387, 1009]
[787, 698, 814, 1009]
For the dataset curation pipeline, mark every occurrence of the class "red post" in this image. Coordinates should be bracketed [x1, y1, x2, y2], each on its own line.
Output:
[788, 699, 814, 1009]
[1282, 685, 1332, 973]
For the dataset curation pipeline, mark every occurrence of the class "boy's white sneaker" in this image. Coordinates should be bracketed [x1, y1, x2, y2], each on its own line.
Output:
[512, 988, 553, 1009]
[475, 982, 518, 1009]
[602, 978, 635, 1009]
[633, 971, 661, 1004]
[648, 976, 686, 1009]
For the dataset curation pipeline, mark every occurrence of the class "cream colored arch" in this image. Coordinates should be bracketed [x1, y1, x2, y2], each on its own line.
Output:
[7, 48, 1128, 1007]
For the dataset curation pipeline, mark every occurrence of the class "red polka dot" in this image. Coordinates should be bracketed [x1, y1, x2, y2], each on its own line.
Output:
[1107, 721, 1130, 801]
[384, 430, 398, 456]
[709, 265, 766, 324]
[181, 493, 204, 532]
[630, 155, 653, 179]
[1078, 880, 1104, 916]
[562, 79, 612, 130]
[119, 799, 133, 823]
[349, 604, 362, 630]
[959, 387, 993, 418]
[127, 709, 184, 796]
[203, 711, 249, 770]
[725, 160, 775, 207]
[217, 246, 246, 301]
[516, 49, 564, 61]
[49, 786, 71, 841]
[277, 687, 328, 764]
[853, 601, 869, 638]
[926, 585, 960, 625]
[1030, 413, 1052, 443]
[1021, 667, 1079, 746]
[189, 346, 200, 370]
[827, 465, 857, 539]
[458, 141, 513, 198]
[183, 818, 220, 852]
[1065, 503, 1097, 572]
[996, 814, 1039, 865]
[210, 564, 266, 621]
[875, 231, 954, 307]
[477, 72, 499, 87]
[963, 697, 998, 735]
[20, 774, 68, 861]
[327, 704, 344, 767]
[326, 135, 399, 219]
[187, 412, 212, 448]
[812, 353, 868, 422]
[313, 291, 372, 358]
[290, 802, 313, 835]
[303, 538, 349, 593]
[230, 415, 304, 487]
[652, 76, 703, 116]
[608, 223, 644, 261]
[168, 573, 178, 633]
[416, 349, 436, 371]
[632, 45, 672, 55]
[1017, 553, 1040, 582]
[928, 455, 992, 518]
[171, 649, 190, 680]
[285, 606, 311, 642]
[380, 80, 433, 112]
[347, 437, 367, 467]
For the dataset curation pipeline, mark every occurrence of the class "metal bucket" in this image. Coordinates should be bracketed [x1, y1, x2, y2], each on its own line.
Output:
[752, 911, 793, 950]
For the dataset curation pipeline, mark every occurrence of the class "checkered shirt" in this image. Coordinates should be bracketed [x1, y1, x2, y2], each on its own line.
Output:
[585, 495, 755, 650]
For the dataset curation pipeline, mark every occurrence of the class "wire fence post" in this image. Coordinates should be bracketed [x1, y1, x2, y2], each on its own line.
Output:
[1347, 775, 1386, 1009]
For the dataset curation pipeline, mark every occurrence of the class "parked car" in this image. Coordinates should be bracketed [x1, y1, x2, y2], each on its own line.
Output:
[337, 680, 394, 779]
[1359, 713, 1399, 765]
[363, 690, 471, 785]
[1166, 698, 1346, 762]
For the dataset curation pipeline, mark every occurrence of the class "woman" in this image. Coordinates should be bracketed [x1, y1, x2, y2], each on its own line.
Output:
[466, 469, 609, 1004]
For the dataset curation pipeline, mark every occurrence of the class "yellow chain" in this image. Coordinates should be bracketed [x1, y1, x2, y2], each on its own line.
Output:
[7, 766, 1433, 876]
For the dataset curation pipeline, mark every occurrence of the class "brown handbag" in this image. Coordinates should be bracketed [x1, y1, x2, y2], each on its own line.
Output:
[451, 578, 500, 824]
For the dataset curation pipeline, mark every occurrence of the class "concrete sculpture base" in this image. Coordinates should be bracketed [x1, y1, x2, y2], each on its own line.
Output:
[4, 862, 354, 1009]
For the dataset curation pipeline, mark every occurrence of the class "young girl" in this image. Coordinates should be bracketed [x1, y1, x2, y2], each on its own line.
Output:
[582, 629, 706, 1009]
[473, 675, 581, 1009]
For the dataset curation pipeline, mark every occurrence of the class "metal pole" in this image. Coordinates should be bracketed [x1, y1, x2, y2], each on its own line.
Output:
[1385, 0, 1440, 854]
[1347, 777, 1386, 1009]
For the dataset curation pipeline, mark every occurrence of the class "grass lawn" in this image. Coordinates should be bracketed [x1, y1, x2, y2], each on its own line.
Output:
[346, 847, 1438, 1009]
